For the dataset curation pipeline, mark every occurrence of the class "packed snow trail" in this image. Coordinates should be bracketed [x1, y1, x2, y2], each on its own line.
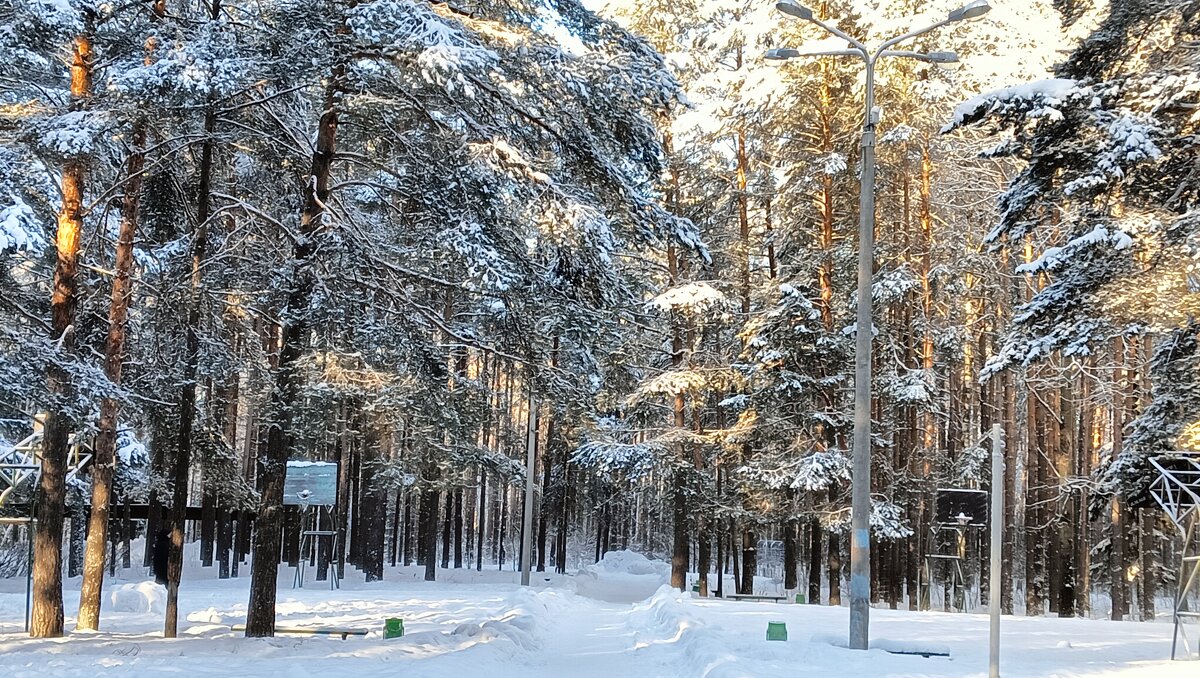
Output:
[0, 562, 1191, 677]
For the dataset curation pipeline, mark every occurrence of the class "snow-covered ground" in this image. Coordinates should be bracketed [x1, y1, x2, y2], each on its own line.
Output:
[0, 552, 1191, 677]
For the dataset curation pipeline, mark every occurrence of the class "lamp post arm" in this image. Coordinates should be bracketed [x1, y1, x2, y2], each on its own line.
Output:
[879, 50, 929, 61]
[795, 49, 867, 59]
[872, 19, 953, 60]
[805, 15, 869, 56]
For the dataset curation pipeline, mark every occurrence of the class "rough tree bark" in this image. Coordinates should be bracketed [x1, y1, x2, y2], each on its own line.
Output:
[536, 404, 553, 573]
[164, 0, 215, 637]
[363, 423, 386, 582]
[31, 27, 92, 640]
[76, 93, 144, 631]
[453, 488, 464, 569]
[808, 518, 822, 604]
[422, 486, 440, 581]
[475, 469, 486, 571]
[784, 515, 798, 592]
[440, 491, 452, 570]
[335, 400, 351, 578]
[663, 124, 688, 591]
[244, 78, 340, 637]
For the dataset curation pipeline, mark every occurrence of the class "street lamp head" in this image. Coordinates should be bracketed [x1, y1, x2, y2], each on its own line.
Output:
[764, 48, 801, 60]
[775, 0, 814, 21]
[925, 51, 960, 64]
[948, 0, 991, 22]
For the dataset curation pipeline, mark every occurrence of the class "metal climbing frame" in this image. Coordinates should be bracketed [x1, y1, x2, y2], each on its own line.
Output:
[0, 478, 37, 632]
[0, 431, 93, 506]
[292, 505, 340, 590]
[920, 488, 989, 612]
[1149, 452, 1200, 660]
[0, 429, 93, 632]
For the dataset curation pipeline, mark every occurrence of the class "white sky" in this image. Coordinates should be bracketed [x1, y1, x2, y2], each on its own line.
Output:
[587, 0, 1112, 134]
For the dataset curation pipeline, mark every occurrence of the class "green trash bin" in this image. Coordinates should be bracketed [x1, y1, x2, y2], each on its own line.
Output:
[692, 583, 700, 593]
[385, 618, 404, 639]
[766, 621, 787, 641]
[794, 593, 805, 605]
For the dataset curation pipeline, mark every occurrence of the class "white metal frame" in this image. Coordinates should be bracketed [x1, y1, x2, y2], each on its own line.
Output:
[1, 430, 93, 632]
[0, 431, 93, 507]
[292, 504, 340, 590]
[1149, 452, 1200, 660]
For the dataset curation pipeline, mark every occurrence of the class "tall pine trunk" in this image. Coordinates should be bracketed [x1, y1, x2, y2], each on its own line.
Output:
[536, 407, 553, 573]
[244, 81, 340, 637]
[165, 0, 215, 636]
[440, 492, 452, 569]
[76, 113, 143, 632]
[421, 486, 439, 581]
[453, 488, 464, 569]
[31, 28, 92, 639]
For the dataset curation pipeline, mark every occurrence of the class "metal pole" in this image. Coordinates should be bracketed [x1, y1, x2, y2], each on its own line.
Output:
[519, 383, 538, 587]
[989, 423, 1004, 678]
[848, 54, 877, 652]
[25, 516, 33, 633]
[25, 469, 38, 634]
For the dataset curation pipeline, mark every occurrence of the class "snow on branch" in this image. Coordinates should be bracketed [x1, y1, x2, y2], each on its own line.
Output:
[436, 219, 519, 293]
[108, 27, 249, 103]
[825, 499, 914, 540]
[37, 111, 108, 159]
[645, 282, 726, 316]
[871, 267, 919, 305]
[572, 440, 662, 479]
[349, 0, 497, 97]
[790, 450, 851, 491]
[941, 78, 1088, 134]
[477, 138, 551, 185]
[1015, 224, 1133, 275]
[1061, 115, 1162, 196]
[0, 197, 46, 253]
[890, 368, 934, 405]
[631, 367, 744, 401]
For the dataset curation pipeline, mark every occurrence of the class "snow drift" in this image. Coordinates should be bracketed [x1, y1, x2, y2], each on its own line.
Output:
[574, 550, 669, 603]
[107, 581, 166, 614]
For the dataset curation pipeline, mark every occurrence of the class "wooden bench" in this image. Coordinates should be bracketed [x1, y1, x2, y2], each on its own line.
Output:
[230, 624, 368, 640]
[724, 594, 787, 603]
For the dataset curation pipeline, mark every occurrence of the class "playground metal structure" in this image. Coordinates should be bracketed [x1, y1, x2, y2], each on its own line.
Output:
[284, 461, 341, 590]
[0, 430, 94, 632]
[1149, 451, 1200, 660]
[920, 488, 989, 613]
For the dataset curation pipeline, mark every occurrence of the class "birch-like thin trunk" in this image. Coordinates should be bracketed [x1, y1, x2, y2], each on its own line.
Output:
[1110, 336, 1128, 621]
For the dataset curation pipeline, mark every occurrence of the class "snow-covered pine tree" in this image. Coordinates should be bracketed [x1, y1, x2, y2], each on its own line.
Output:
[944, 0, 1200, 618]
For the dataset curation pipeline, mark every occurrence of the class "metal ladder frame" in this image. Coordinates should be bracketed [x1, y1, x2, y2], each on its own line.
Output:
[1149, 452, 1200, 660]
[292, 504, 340, 590]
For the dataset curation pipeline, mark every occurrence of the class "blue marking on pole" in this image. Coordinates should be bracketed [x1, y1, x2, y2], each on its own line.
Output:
[854, 528, 870, 548]
[851, 574, 870, 596]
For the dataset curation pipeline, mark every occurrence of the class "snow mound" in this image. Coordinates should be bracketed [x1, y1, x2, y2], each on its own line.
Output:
[395, 588, 546, 655]
[186, 607, 224, 624]
[574, 550, 669, 603]
[591, 550, 670, 576]
[107, 581, 166, 614]
[627, 585, 742, 676]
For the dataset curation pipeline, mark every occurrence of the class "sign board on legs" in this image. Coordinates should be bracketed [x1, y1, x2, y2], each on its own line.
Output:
[284, 461, 337, 506]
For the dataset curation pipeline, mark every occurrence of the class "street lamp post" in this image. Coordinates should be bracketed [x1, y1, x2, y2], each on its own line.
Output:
[767, 0, 990, 651]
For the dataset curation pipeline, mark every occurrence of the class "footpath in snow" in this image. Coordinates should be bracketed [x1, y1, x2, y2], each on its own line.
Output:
[0, 551, 1191, 677]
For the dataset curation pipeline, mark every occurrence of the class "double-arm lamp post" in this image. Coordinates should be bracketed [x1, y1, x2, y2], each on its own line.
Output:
[765, 0, 991, 651]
